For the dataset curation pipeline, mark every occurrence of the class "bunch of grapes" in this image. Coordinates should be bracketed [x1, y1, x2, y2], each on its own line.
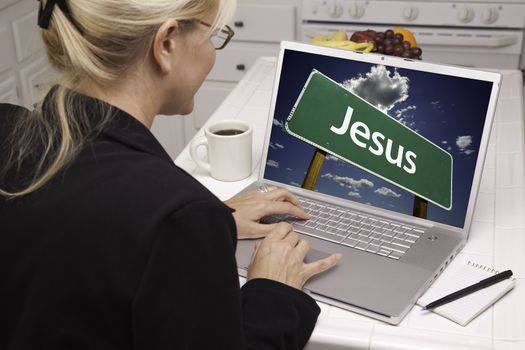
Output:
[367, 29, 423, 59]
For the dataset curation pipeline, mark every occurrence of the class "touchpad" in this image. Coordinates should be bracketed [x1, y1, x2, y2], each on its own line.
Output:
[304, 248, 331, 264]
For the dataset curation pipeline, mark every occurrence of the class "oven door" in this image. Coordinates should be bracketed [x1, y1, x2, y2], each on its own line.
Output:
[302, 24, 523, 69]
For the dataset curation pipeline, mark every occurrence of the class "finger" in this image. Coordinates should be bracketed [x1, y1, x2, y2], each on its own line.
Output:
[303, 253, 342, 279]
[265, 188, 301, 206]
[295, 239, 311, 259]
[266, 222, 294, 240]
[240, 221, 281, 239]
[282, 230, 300, 247]
[259, 201, 310, 220]
[249, 240, 262, 264]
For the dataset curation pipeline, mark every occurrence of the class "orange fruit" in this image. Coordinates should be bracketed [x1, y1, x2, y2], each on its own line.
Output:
[392, 27, 417, 47]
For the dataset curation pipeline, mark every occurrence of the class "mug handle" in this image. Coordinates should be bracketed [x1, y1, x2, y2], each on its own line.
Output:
[189, 136, 211, 173]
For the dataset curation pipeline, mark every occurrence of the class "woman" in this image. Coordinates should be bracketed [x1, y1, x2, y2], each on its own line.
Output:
[0, 0, 341, 349]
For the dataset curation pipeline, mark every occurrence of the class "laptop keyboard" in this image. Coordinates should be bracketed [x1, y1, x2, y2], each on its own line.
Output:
[264, 196, 425, 260]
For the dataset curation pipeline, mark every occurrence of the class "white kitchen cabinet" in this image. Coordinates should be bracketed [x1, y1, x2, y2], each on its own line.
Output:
[19, 56, 57, 107]
[0, 75, 19, 104]
[1, 0, 300, 159]
[0, 0, 54, 110]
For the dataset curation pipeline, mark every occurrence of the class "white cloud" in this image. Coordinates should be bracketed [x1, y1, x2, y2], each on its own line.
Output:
[394, 105, 417, 130]
[374, 187, 401, 198]
[456, 135, 472, 149]
[322, 173, 374, 191]
[394, 105, 416, 118]
[286, 167, 292, 171]
[269, 142, 285, 150]
[267, 160, 279, 168]
[347, 191, 361, 198]
[325, 154, 340, 162]
[273, 119, 283, 127]
[342, 65, 410, 112]
[456, 135, 476, 155]
[441, 140, 448, 144]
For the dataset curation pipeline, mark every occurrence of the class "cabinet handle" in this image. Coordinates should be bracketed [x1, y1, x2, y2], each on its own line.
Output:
[236, 64, 246, 71]
[234, 21, 244, 28]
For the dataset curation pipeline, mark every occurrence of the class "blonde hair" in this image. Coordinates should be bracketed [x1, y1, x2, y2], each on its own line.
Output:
[0, 0, 236, 198]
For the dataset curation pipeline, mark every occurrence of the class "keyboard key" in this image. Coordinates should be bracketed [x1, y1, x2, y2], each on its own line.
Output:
[381, 244, 406, 254]
[340, 218, 352, 225]
[327, 220, 339, 228]
[358, 230, 371, 237]
[394, 227, 406, 234]
[348, 233, 360, 241]
[316, 224, 327, 232]
[302, 230, 340, 243]
[355, 241, 368, 250]
[394, 232, 408, 240]
[383, 230, 394, 238]
[391, 240, 410, 249]
[389, 251, 404, 260]
[326, 227, 338, 234]
[372, 227, 385, 235]
[378, 248, 391, 256]
[405, 231, 421, 238]
[306, 221, 318, 228]
[342, 238, 358, 247]
[367, 245, 380, 253]
[371, 222, 384, 228]
[361, 223, 373, 231]
[358, 236, 372, 244]
[341, 213, 354, 220]
[336, 229, 348, 239]
[369, 237, 381, 246]
[317, 218, 329, 225]
[294, 220, 308, 227]
[370, 232, 383, 240]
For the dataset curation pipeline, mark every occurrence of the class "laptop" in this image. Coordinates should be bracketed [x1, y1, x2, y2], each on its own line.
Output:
[235, 41, 501, 325]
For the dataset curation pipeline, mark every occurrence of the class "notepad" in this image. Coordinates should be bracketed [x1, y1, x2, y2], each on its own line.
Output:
[417, 260, 515, 326]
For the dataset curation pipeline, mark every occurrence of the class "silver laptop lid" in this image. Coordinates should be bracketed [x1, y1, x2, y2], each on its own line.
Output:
[259, 41, 501, 236]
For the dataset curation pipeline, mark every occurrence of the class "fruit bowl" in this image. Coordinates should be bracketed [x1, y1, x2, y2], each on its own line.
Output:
[311, 28, 423, 59]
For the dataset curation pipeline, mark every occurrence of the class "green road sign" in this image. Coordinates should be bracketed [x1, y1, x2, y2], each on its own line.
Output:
[285, 70, 453, 210]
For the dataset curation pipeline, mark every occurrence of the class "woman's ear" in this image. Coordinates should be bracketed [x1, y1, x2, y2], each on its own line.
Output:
[151, 19, 180, 74]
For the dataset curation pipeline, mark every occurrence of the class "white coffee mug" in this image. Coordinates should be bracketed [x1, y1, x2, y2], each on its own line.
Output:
[189, 120, 253, 181]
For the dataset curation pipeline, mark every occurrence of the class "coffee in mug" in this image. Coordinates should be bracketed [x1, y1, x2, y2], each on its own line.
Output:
[189, 120, 252, 181]
[213, 129, 246, 136]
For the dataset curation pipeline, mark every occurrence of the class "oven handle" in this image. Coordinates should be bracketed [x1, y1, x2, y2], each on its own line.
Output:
[400, 34, 517, 48]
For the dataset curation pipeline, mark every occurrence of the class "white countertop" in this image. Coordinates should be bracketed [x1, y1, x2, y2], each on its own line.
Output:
[175, 57, 525, 350]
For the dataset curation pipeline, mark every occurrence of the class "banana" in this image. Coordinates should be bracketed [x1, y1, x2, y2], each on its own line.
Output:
[316, 40, 374, 52]
[311, 34, 328, 44]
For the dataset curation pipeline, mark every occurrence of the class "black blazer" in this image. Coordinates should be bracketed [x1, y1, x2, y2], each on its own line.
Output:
[0, 94, 319, 350]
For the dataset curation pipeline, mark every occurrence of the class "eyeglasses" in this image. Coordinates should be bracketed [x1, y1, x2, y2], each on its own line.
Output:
[196, 20, 235, 50]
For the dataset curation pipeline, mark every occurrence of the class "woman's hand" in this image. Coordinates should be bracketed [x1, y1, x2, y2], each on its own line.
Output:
[247, 223, 342, 289]
[224, 186, 310, 239]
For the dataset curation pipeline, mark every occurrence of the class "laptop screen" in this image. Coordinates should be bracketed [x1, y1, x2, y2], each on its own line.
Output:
[263, 46, 496, 229]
